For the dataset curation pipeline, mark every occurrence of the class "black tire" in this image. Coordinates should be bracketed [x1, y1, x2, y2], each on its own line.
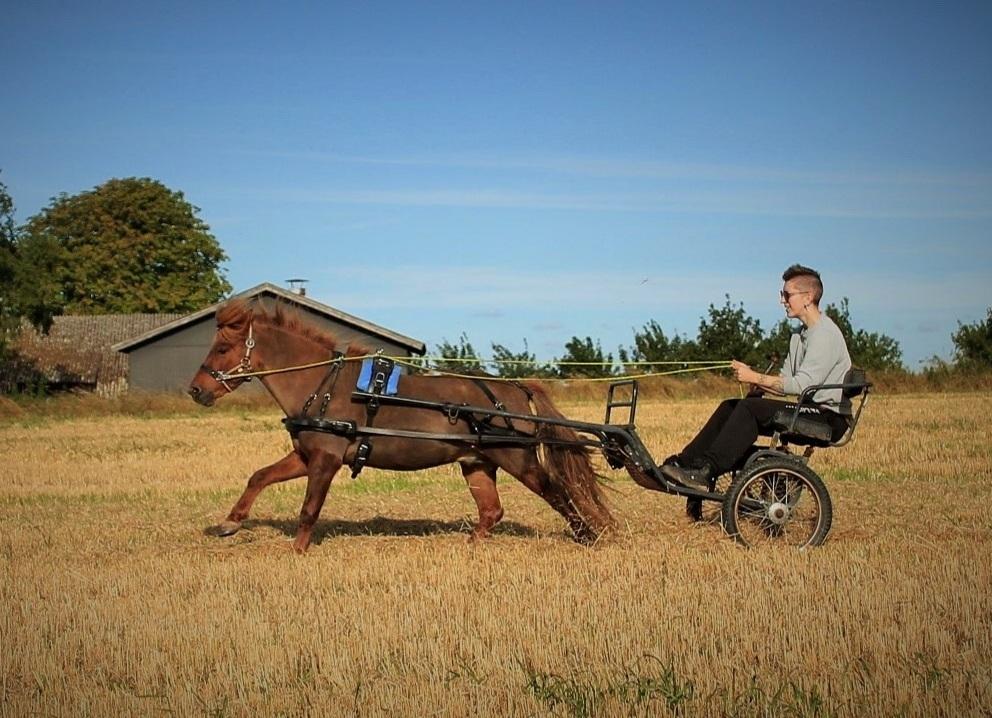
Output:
[721, 458, 832, 548]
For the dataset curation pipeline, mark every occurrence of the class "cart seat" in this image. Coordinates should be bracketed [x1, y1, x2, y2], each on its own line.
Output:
[771, 410, 838, 446]
[772, 368, 872, 449]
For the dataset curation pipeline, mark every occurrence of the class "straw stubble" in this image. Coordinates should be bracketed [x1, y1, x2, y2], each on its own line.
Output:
[1, 393, 990, 716]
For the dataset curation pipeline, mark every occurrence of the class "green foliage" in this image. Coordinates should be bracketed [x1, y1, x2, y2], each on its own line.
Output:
[435, 296, 909, 380]
[433, 333, 484, 373]
[9, 232, 64, 330]
[753, 318, 795, 371]
[490, 339, 555, 378]
[0, 174, 64, 357]
[951, 307, 992, 370]
[520, 656, 696, 717]
[622, 295, 904, 377]
[824, 298, 904, 371]
[557, 336, 614, 378]
[695, 295, 765, 366]
[21, 177, 231, 314]
[523, 667, 603, 718]
[0, 175, 14, 248]
[618, 319, 697, 370]
[718, 677, 837, 718]
[0, 175, 19, 349]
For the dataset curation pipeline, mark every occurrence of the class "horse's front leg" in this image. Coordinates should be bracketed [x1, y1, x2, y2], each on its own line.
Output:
[460, 459, 503, 541]
[293, 450, 343, 553]
[214, 451, 307, 536]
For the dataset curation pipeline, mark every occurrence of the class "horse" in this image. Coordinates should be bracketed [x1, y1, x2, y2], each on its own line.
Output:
[188, 299, 615, 552]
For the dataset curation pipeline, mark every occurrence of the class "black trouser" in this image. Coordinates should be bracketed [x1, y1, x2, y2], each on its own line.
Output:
[678, 397, 849, 475]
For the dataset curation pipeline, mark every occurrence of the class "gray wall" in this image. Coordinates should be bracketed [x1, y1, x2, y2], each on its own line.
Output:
[126, 301, 418, 393]
[128, 319, 219, 393]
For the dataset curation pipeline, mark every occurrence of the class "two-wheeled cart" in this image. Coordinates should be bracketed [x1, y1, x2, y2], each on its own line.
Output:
[285, 368, 871, 548]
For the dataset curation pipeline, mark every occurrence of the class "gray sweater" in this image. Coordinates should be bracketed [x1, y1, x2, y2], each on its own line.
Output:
[780, 314, 852, 414]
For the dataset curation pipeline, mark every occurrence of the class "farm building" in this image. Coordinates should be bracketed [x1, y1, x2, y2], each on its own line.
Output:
[112, 283, 426, 394]
[8, 283, 425, 396]
[10, 314, 185, 396]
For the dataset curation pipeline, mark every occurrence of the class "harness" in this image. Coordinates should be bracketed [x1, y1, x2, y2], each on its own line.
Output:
[280, 361, 558, 478]
[348, 355, 400, 478]
[463, 377, 539, 436]
[300, 351, 346, 417]
[200, 324, 256, 392]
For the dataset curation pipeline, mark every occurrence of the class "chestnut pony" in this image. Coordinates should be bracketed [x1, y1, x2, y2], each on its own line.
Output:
[188, 300, 614, 552]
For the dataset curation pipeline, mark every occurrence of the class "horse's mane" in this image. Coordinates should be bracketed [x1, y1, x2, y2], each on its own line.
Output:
[215, 299, 372, 357]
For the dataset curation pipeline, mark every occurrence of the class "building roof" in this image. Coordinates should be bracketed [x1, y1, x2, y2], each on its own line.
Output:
[15, 313, 184, 385]
[111, 282, 426, 355]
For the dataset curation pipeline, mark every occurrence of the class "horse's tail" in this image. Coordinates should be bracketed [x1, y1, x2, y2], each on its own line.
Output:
[525, 383, 616, 541]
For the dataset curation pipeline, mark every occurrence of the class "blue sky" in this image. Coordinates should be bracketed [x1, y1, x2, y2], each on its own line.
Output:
[3, 1, 990, 368]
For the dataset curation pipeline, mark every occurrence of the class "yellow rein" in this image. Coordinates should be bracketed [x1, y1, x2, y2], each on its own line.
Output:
[222, 354, 734, 383]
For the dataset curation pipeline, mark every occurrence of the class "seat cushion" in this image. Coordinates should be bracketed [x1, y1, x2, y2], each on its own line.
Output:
[772, 409, 835, 445]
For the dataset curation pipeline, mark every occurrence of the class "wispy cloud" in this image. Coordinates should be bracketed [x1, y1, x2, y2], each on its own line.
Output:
[218, 163, 992, 220]
[314, 264, 990, 316]
[316, 265, 766, 312]
[233, 149, 992, 188]
[223, 184, 992, 220]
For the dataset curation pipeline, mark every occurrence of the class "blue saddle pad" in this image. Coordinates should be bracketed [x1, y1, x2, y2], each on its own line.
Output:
[356, 358, 402, 395]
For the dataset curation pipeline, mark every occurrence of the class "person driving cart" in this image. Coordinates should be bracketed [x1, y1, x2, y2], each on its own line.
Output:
[661, 264, 852, 489]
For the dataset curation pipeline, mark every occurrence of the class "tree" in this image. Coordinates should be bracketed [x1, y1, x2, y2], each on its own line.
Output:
[434, 333, 484, 373]
[0, 175, 20, 358]
[951, 308, 992, 370]
[0, 175, 19, 346]
[695, 295, 765, 366]
[21, 177, 231, 314]
[556, 336, 614, 378]
[490, 339, 554, 378]
[753, 318, 795, 372]
[824, 298, 903, 371]
[0, 174, 64, 353]
[619, 319, 696, 371]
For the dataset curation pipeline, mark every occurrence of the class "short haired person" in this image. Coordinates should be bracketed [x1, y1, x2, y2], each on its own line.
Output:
[661, 264, 852, 488]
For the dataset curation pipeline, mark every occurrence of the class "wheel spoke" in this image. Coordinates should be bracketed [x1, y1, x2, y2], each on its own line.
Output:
[728, 463, 828, 548]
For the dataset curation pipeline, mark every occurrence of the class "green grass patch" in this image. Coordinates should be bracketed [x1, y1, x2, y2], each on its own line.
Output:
[335, 472, 458, 495]
[518, 656, 697, 717]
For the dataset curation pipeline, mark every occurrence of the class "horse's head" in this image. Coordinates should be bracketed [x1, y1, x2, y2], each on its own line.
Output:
[188, 300, 256, 406]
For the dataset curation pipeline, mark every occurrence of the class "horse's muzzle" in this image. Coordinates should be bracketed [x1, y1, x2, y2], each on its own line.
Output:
[188, 385, 215, 407]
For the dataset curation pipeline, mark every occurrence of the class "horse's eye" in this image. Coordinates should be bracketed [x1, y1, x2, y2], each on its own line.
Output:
[217, 345, 230, 355]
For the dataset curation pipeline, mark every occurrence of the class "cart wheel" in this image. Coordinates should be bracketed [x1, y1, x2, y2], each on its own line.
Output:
[721, 459, 832, 548]
[685, 473, 732, 524]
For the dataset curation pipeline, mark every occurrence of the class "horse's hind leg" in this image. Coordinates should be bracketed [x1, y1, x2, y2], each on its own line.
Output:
[215, 451, 307, 536]
[460, 459, 503, 541]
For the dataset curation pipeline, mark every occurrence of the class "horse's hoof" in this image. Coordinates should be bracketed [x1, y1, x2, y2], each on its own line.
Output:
[214, 520, 241, 537]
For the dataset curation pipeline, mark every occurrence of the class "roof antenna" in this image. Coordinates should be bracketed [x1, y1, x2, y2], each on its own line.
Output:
[286, 278, 309, 297]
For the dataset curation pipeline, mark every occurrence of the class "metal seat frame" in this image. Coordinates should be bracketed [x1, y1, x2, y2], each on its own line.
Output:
[744, 370, 873, 470]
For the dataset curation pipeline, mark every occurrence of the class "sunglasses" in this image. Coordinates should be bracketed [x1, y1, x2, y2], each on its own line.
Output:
[780, 289, 809, 301]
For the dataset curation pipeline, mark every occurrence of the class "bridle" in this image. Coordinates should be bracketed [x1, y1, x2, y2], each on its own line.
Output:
[200, 324, 256, 393]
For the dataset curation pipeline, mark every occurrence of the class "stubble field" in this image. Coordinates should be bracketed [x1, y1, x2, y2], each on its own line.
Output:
[1, 391, 990, 716]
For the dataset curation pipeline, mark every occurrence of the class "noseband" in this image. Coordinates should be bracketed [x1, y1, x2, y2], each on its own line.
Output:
[201, 324, 256, 393]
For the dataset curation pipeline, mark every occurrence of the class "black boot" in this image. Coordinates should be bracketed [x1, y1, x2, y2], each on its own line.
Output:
[661, 463, 713, 489]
